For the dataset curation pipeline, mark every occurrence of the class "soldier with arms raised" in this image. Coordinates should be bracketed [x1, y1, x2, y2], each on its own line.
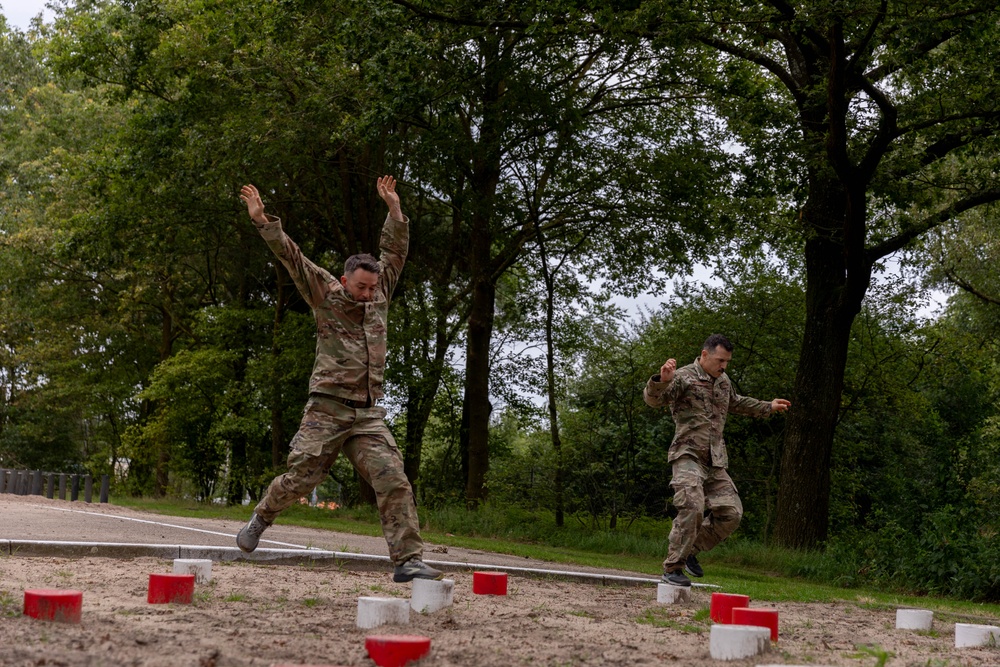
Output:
[236, 177, 443, 583]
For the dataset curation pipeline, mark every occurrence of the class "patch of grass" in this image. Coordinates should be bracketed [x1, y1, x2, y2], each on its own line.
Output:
[849, 644, 894, 667]
[634, 606, 706, 633]
[0, 590, 19, 617]
[303, 597, 320, 608]
[223, 592, 248, 603]
[568, 610, 595, 619]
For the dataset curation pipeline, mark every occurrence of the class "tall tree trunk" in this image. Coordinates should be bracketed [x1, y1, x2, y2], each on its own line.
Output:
[773, 178, 870, 548]
[270, 263, 291, 470]
[153, 299, 174, 497]
[461, 271, 496, 507]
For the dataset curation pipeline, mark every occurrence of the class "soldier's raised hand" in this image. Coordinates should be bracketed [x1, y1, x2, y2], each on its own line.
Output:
[659, 358, 677, 384]
[377, 175, 403, 220]
[240, 184, 268, 224]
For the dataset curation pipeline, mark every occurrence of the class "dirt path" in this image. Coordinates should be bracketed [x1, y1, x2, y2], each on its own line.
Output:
[1, 496, 999, 666]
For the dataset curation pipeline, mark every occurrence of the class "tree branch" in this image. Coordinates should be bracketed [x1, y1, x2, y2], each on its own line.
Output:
[866, 188, 1000, 261]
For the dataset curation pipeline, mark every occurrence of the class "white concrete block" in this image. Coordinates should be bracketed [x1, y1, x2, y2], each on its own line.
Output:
[173, 558, 212, 584]
[410, 578, 454, 614]
[955, 623, 1000, 648]
[356, 596, 410, 629]
[896, 608, 933, 630]
[656, 583, 691, 604]
[710, 624, 771, 661]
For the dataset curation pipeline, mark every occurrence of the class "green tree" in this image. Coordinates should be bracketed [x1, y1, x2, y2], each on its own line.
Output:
[621, 0, 1000, 547]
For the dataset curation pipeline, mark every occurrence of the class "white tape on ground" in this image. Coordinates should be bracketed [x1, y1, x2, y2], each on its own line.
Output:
[28, 504, 321, 551]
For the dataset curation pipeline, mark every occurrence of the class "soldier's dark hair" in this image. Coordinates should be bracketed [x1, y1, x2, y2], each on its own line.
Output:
[344, 253, 380, 276]
[702, 333, 733, 353]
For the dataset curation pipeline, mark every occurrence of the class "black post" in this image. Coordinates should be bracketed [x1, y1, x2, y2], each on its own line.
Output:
[100, 475, 110, 503]
[84, 475, 93, 503]
[70, 474, 80, 501]
[17, 471, 28, 495]
[31, 470, 43, 495]
[0, 469, 7, 493]
[58, 473, 67, 500]
[46, 473, 55, 499]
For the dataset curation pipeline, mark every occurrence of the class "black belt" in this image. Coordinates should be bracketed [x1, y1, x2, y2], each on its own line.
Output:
[328, 395, 373, 409]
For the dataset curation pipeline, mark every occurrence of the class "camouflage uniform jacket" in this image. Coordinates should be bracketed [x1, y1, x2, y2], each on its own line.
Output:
[643, 358, 772, 468]
[255, 212, 408, 403]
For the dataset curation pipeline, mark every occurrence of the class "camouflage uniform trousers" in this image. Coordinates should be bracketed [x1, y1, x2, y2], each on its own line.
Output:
[254, 394, 423, 566]
[663, 455, 743, 572]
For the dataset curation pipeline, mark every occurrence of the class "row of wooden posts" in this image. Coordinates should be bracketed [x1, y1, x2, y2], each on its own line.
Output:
[0, 469, 110, 503]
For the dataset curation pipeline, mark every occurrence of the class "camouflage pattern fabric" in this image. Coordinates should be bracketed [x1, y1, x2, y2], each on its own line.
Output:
[662, 455, 742, 571]
[254, 212, 407, 403]
[644, 357, 774, 572]
[643, 358, 772, 468]
[254, 395, 422, 565]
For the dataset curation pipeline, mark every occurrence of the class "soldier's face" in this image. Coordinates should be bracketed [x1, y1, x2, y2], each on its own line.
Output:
[699, 346, 732, 378]
[341, 269, 379, 302]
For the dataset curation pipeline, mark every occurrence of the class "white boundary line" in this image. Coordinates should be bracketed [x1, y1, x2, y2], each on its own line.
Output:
[29, 503, 320, 550]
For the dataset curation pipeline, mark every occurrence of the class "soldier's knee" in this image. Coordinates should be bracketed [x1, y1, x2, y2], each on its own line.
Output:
[713, 505, 743, 529]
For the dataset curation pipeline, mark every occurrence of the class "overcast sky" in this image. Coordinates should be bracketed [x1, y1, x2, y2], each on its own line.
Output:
[3, 0, 53, 32]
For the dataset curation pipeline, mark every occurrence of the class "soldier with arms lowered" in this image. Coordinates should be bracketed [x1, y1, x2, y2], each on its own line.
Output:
[236, 177, 443, 583]
[644, 333, 790, 587]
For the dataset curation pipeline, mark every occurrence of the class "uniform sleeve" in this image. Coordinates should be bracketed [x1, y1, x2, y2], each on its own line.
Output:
[377, 213, 409, 299]
[255, 214, 333, 308]
[644, 373, 684, 408]
[728, 383, 773, 418]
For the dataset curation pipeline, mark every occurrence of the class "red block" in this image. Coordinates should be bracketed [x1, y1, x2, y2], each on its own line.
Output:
[365, 635, 432, 667]
[472, 571, 508, 595]
[23, 589, 83, 624]
[710, 592, 751, 624]
[147, 573, 195, 604]
[732, 607, 779, 640]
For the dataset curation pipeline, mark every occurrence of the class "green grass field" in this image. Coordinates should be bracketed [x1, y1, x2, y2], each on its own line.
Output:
[111, 496, 1000, 620]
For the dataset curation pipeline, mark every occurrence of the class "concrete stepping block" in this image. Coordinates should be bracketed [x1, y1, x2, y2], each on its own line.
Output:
[472, 571, 508, 595]
[410, 578, 454, 614]
[710, 592, 751, 623]
[173, 558, 213, 584]
[147, 573, 194, 604]
[365, 634, 431, 667]
[656, 583, 691, 604]
[955, 623, 1000, 648]
[710, 624, 771, 660]
[732, 607, 779, 640]
[357, 597, 410, 629]
[896, 608, 933, 630]
[23, 589, 83, 624]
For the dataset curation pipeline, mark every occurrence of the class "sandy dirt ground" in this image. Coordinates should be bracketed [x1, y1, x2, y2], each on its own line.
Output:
[1, 497, 1000, 666]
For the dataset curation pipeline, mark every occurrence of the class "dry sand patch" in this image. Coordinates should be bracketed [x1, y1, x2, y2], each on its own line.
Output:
[2, 555, 1000, 666]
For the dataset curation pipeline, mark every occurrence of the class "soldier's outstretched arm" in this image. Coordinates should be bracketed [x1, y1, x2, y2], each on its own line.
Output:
[240, 183, 333, 308]
[376, 175, 409, 298]
[377, 175, 404, 222]
[240, 184, 268, 224]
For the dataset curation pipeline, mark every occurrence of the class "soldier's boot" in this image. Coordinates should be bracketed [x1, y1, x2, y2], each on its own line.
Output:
[236, 513, 271, 553]
[661, 569, 691, 587]
[684, 553, 704, 578]
[393, 558, 444, 583]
